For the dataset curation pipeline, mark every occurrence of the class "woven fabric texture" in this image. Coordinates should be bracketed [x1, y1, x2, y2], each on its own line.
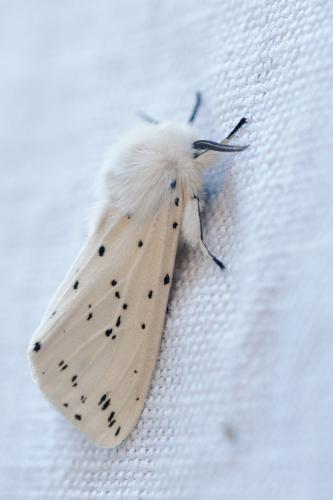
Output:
[1, 1, 333, 499]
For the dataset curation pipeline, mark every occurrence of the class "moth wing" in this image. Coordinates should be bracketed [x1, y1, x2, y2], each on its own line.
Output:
[28, 192, 183, 448]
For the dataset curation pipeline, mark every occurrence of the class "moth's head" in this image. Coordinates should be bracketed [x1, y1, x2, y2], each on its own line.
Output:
[136, 92, 248, 172]
[143, 122, 221, 172]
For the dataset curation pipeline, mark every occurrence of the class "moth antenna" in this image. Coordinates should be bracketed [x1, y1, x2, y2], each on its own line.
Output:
[193, 117, 249, 158]
[225, 117, 247, 141]
[193, 140, 249, 153]
[137, 111, 159, 124]
[188, 91, 202, 124]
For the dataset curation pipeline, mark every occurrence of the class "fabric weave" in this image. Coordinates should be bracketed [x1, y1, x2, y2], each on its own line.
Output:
[0, 1, 333, 498]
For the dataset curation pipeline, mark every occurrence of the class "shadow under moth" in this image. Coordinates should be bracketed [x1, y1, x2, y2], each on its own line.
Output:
[28, 93, 248, 448]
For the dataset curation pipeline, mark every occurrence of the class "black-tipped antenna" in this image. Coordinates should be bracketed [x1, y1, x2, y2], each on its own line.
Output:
[137, 111, 159, 124]
[193, 140, 249, 153]
[193, 117, 249, 157]
[188, 92, 202, 124]
[226, 117, 247, 140]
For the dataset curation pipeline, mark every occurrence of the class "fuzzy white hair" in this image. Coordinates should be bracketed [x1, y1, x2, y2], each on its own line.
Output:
[89, 122, 219, 246]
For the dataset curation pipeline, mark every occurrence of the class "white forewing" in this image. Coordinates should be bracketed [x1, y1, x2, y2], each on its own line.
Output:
[29, 189, 184, 448]
[27, 121, 225, 448]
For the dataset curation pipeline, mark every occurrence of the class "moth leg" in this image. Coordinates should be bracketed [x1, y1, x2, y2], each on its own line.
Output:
[196, 197, 225, 270]
[181, 195, 225, 270]
[199, 240, 225, 270]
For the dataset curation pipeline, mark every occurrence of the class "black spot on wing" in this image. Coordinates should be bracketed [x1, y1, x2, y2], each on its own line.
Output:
[111, 280, 117, 287]
[164, 274, 170, 285]
[138, 240, 143, 248]
[148, 290, 153, 299]
[73, 280, 79, 290]
[112, 335, 117, 340]
[141, 323, 146, 330]
[33, 342, 41, 352]
[170, 180, 177, 189]
[63, 403, 68, 408]
[58, 360, 64, 367]
[80, 395, 87, 403]
[108, 419, 116, 428]
[101, 398, 111, 411]
[115, 426, 121, 437]
[74, 414, 82, 421]
[116, 316, 121, 327]
[98, 394, 107, 406]
[105, 328, 113, 337]
[122, 303, 128, 310]
[87, 312, 93, 321]
[60, 364, 68, 371]
[108, 411, 115, 422]
[175, 197, 179, 206]
[115, 291, 120, 299]
[98, 245, 105, 257]
[172, 222, 178, 229]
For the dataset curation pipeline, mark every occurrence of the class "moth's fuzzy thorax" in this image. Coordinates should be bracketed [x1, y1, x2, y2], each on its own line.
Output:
[95, 123, 219, 222]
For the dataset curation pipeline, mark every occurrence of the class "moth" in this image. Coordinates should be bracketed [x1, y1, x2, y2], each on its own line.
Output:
[28, 93, 248, 448]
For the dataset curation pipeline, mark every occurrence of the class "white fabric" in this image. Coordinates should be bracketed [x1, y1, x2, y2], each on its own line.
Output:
[1, 1, 333, 498]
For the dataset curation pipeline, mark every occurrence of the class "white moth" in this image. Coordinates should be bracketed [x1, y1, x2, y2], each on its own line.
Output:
[28, 93, 248, 448]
